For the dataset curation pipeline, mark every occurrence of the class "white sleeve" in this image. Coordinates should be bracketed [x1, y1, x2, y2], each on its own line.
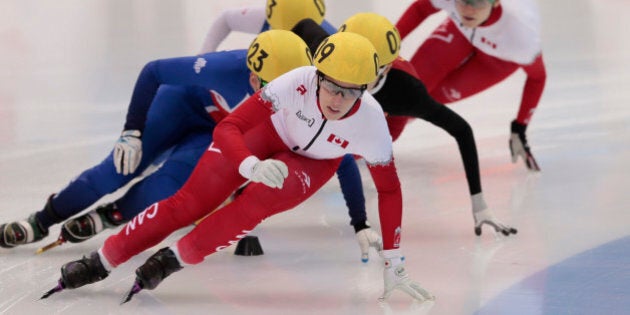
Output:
[363, 127, 394, 166]
[198, 6, 267, 54]
[358, 97, 394, 166]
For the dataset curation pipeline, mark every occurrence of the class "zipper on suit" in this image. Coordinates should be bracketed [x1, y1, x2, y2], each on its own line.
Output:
[295, 119, 328, 152]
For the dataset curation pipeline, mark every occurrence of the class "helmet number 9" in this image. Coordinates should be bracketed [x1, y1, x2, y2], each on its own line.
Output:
[247, 43, 269, 72]
[314, 39, 334, 64]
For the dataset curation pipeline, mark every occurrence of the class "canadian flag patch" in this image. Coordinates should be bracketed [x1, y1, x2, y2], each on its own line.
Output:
[327, 134, 349, 148]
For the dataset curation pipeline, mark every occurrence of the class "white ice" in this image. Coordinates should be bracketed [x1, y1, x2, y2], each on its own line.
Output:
[1, 1, 629, 314]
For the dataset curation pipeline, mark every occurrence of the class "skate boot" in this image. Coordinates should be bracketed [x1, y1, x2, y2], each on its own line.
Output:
[61, 251, 110, 289]
[61, 202, 125, 243]
[41, 251, 110, 299]
[0, 213, 49, 248]
[122, 247, 183, 303]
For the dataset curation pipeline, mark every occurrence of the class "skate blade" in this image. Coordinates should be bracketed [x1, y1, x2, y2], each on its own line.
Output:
[40, 280, 65, 299]
[121, 281, 143, 304]
[36, 239, 65, 255]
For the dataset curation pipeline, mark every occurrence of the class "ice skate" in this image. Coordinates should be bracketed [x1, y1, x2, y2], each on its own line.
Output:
[0, 213, 48, 248]
[41, 251, 110, 299]
[37, 203, 124, 254]
[62, 202, 124, 243]
[121, 247, 183, 304]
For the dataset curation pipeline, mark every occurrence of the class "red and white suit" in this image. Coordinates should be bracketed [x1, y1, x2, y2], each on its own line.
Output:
[396, 0, 546, 125]
[100, 66, 403, 266]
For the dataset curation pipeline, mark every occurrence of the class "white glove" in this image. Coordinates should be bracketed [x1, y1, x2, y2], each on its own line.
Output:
[471, 193, 517, 236]
[473, 209, 518, 236]
[379, 250, 434, 302]
[509, 120, 540, 171]
[356, 228, 382, 263]
[113, 130, 142, 175]
[250, 159, 289, 189]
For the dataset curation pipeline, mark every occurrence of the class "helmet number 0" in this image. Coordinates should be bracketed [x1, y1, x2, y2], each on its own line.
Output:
[386, 30, 399, 55]
[373, 53, 379, 76]
[247, 43, 269, 72]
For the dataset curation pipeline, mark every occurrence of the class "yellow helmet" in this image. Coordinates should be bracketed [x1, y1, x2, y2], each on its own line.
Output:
[339, 12, 401, 66]
[266, 0, 326, 30]
[313, 32, 379, 85]
[246, 30, 313, 82]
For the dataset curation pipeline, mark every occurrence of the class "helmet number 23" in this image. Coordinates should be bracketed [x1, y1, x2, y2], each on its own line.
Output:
[247, 42, 269, 72]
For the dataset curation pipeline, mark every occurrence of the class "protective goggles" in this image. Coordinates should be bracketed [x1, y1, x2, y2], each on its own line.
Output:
[456, 0, 494, 9]
[318, 74, 366, 100]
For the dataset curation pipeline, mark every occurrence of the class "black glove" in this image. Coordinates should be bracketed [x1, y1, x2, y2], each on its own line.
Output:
[509, 120, 540, 171]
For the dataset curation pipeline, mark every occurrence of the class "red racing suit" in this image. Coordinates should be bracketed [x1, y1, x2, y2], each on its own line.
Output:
[101, 66, 404, 266]
[396, 0, 547, 125]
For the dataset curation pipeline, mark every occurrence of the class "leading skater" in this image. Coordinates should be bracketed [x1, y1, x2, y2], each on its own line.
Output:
[45, 32, 434, 303]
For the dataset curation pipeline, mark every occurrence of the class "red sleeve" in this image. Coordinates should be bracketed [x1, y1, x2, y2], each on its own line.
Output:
[367, 159, 403, 250]
[395, 0, 440, 40]
[517, 53, 547, 124]
[213, 90, 273, 167]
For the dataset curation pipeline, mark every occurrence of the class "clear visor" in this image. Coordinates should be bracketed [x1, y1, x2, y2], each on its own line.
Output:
[318, 75, 365, 100]
[456, 0, 493, 9]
